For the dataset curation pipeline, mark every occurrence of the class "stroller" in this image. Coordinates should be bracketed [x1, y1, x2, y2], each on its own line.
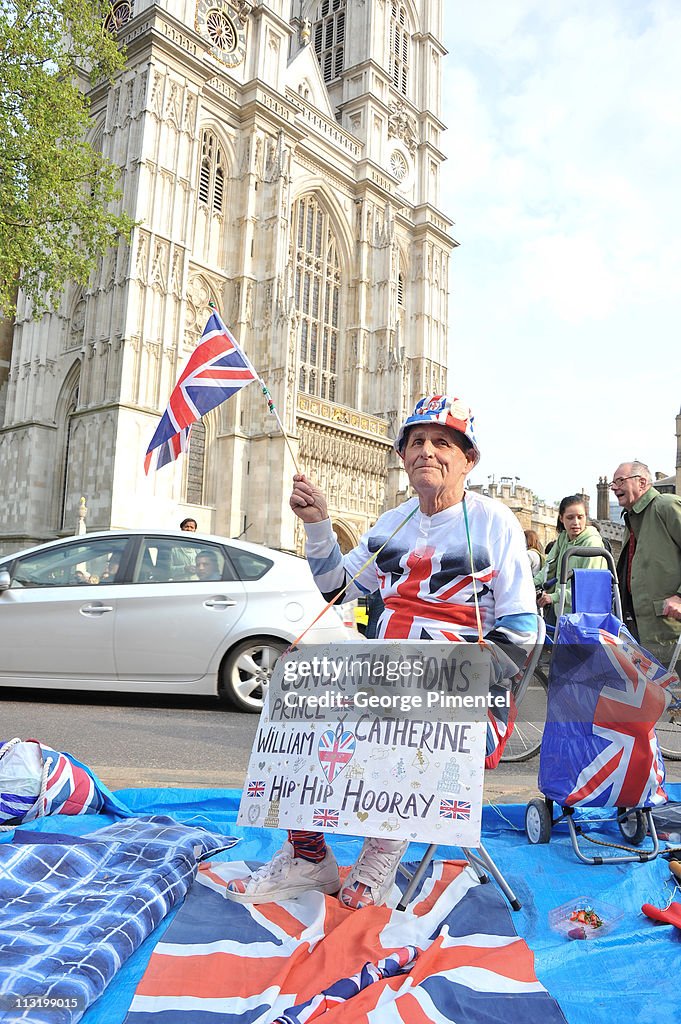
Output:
[524, 546, 675, 864]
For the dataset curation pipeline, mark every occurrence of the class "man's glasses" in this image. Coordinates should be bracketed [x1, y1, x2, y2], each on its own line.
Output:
[610, 475, 641, 488]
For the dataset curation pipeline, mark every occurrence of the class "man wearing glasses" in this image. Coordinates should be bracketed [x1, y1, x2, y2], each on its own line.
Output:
[611, 461, 681, 665]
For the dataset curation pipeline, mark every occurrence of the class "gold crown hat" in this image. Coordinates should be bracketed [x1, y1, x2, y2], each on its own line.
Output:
[394, 395, 480, 465]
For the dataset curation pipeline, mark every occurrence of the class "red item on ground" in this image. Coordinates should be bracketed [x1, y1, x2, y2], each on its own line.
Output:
[641, 902, 681, 929]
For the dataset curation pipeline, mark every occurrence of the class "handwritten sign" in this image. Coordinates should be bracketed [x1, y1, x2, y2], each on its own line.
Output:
[237, 642, 495, 846]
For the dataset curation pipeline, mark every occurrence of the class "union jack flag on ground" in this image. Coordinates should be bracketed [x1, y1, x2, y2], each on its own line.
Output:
[312, 807, 339, 828]
[539, 613, 672, 809]
[144, 310, 259, 473]
[440, 799, 472, 820]
[124, 858, 567, 1024]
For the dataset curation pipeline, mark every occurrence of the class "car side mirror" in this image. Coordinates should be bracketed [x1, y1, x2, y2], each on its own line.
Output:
[0, 569, 10, 592]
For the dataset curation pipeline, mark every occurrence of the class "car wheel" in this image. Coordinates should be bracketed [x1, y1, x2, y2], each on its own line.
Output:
[219, 637, 288, 713]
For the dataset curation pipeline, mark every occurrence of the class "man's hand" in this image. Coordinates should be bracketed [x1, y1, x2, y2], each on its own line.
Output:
[536, 591, 553, 609]
[290, 474, 329, 524]
[662, 595, 681, 622]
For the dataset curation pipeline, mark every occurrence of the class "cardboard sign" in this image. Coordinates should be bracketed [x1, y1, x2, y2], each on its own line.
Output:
[237, 642, 495, 846]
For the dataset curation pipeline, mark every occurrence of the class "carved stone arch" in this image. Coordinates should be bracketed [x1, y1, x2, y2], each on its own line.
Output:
[290, 178, 354, 272]
[184, 273, 222, 349]
[389, 0, 420, 33]
[53, 360, 83, 530]
[331, 518, 359, 554]
[185, 407, 219, 507]
[196, 122, 236, 215]
[89, 124, 105, 156]
[197, 120, 237, 168]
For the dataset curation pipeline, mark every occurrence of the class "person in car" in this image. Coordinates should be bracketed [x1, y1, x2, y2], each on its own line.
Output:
[194, 550, 221, 581]
[225, 394, 537, 910]
[99, 555, 120, 583]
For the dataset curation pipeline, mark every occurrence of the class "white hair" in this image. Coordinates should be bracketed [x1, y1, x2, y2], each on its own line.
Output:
[629, 461, 652, 485]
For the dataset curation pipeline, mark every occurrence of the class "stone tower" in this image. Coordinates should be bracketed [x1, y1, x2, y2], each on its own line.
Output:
[0, 0, 455, 554]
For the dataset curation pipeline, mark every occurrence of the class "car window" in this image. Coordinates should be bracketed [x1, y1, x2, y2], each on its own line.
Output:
[133, 539, 231, 584]
[224, 546, 273, 581]
[10, 538, 128, 589]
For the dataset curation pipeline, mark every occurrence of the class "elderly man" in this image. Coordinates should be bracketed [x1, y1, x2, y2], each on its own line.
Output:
[225, 395, 536, 909]
[611, 460, 681, 664]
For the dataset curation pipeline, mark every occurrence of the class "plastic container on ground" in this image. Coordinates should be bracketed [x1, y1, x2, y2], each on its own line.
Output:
[548, 897, 623, 941]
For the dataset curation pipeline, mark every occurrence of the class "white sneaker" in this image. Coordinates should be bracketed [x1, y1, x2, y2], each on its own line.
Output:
[338, 838, 409, 910]
[224, 842, 341, 904]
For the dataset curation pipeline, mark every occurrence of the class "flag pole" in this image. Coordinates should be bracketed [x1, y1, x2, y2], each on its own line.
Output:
[257, 378, 302, 476]
[209, 303, 302, 476]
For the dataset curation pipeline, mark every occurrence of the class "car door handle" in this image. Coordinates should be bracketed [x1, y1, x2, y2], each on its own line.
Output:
[204, 597, 237, 608]
[80, 603, 114, 616]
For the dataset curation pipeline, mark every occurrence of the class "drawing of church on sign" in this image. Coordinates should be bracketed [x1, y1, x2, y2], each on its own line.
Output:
[0, 1, 455, 555]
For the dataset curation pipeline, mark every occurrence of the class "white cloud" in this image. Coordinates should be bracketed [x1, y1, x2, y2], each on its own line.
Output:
[442, 0, 681, 505]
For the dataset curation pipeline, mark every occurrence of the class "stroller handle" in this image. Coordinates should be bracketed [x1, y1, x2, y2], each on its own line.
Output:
[559, 546, 618, 584]
[557, 546, 622, 621]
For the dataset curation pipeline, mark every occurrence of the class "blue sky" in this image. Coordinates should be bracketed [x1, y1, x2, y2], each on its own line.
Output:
[440, 1, 680, 506]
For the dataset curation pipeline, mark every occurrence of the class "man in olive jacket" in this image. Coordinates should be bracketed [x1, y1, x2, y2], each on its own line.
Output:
[611, 460, 681, 665]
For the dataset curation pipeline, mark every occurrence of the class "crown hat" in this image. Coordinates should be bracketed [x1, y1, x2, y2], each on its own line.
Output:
[394, 395, 480, 466]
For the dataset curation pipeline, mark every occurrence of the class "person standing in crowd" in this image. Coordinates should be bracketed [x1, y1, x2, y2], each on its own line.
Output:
[180, 518, 198, 532]
[225, 394, 537, 910]
[524, 529, 545, 576]
[535, 495, 606, 622]
[611, 461, 681, 664]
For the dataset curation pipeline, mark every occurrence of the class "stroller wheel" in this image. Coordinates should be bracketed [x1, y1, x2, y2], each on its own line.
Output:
[525, 798, 552, 844]
[617, 808, 647, 846]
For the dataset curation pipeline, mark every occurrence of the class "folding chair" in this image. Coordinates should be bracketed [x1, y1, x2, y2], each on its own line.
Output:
[397, 615, 546, 912]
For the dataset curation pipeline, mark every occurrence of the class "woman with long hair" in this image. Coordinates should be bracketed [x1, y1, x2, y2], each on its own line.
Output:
[534, 494, 606, 620]
[524, 529, 544, 575]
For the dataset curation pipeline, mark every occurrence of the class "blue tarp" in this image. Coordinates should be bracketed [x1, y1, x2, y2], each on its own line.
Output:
[2, 785, 680, 1024]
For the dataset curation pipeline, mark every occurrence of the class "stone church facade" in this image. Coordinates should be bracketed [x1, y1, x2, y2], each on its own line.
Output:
[0, 0, 454, 555]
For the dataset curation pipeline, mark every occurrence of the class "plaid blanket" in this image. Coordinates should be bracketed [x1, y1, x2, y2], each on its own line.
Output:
[0, 817, 237, 1024]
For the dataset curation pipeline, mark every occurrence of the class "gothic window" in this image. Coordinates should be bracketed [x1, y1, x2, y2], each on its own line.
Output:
[198, 129, 224, 214]
[60, 385, 80, 530]
[185, 420, 206, 505]
[313, 0, 345, 83]
[389, 2, 410, 96]
[292, 195, 341, 401]
[397, 273, 404, 306]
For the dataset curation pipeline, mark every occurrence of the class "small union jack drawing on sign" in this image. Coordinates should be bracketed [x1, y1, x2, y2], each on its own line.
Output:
[247, 781, 266, 797]
[312, 808, 340, 828]
[439, 799, 471, 820]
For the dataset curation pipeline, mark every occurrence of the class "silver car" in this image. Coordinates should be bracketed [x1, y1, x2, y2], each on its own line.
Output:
[0, 529, 355, 711]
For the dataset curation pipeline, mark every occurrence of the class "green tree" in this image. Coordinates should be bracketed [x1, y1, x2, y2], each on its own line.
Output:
[0, 1, 134, 316]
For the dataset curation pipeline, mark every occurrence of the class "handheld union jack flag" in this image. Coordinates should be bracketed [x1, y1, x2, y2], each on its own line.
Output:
[144, 310, 258, 473]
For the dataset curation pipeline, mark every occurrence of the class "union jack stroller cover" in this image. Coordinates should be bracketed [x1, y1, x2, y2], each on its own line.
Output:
[538, 612, 673, 809]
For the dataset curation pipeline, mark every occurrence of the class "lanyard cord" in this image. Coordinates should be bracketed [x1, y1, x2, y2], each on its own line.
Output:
[462, 492, 486, 645]
[288, 503, 419, 651]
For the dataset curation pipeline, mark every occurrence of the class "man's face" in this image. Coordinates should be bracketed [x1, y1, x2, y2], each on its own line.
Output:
[195, 555, 218, 580]
[611, 464, 648, 511]
[403, 424, 475, 496]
